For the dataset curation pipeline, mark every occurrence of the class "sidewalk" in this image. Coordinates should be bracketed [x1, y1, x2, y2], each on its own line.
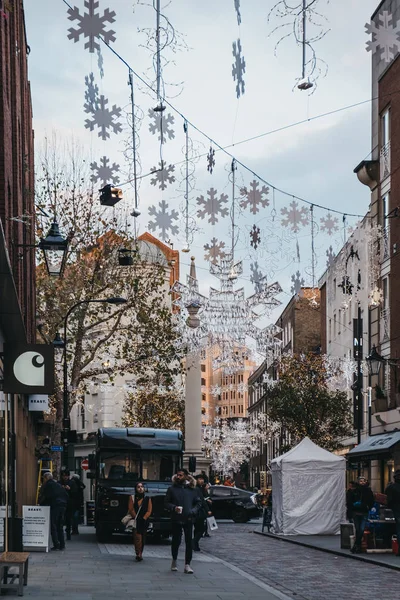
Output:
[22, 527, 291, 600]
[254, 527, 400, 571]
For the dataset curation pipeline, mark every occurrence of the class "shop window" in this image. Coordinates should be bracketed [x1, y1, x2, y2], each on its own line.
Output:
[201, 364, 206, 372]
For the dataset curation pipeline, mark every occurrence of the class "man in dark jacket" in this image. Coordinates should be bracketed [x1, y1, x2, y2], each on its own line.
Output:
[193, 474, 212, 552]
[39, 472, 69, 550]
[348, 476, 374, 553]
[385, 469, 400, 556]
[60, 470, 80, 540]
[165, 469, 202, 574]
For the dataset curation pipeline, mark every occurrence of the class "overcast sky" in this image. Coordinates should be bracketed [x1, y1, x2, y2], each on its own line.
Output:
[24, 0, 378, 338]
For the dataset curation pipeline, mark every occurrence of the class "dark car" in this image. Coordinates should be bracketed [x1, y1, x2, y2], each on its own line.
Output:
[208, 486, 261, 523]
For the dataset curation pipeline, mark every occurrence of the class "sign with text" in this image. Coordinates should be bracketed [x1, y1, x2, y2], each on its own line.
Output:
[23, 506, 50, 551]
[0, 506, 10, 550]
[29, 394, 49, 412]
[3, 344, 54, 394]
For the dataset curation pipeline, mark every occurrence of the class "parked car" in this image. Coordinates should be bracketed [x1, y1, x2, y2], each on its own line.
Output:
[208, 485, 261, 523]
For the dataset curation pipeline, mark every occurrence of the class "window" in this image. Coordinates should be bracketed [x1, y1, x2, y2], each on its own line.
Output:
[333, 278, 336, 300]
[382, 108, 390, 147]
[201, 364, 206, 372]
[382, 192, 390, 229]
[382, 277, 389, 309]
[333, 313, 337, 337]
[338, 310, 341, 335]
[201, 378, 206, 386]
[328, 319, 332, 342]
[210, 487, 232, 497]
[201, 394, 206, 402]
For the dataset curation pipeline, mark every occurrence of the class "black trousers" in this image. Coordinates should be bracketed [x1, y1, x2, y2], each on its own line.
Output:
[193, 519, 206, 545]
[171, 521, 193, 564]
[51, 505, 66, 549]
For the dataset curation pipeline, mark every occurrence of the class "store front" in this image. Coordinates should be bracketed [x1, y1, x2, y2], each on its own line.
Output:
[347, 431, 400, 492]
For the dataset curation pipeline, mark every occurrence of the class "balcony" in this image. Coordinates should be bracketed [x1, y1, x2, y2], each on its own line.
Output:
[380, 141, 391, 181]
[380, 307, 390, 343]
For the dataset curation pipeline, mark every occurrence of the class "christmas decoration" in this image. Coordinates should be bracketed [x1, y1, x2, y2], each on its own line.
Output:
[90, 156, 120, 186]
[204, 237, 227, 263]
[232, 39, 246, 98]
[197, 188, 229, 224]
[365, 11, 400, 63]
[281, 200, 309, 233]
[84, 80, 122, 140]
[234, 0, 241, 25]
[150, 161, 176, 190]
[97, 46, 104, 77]
[250, 261, 266, 294]
[148, 200, 179, 241]
[148, 109, 175, 143]
[67, 0, 116, 53]
[290, 270, 305, 296]
[250, 224, 261, 249]
[320, 212, 339, 236]
[369, 286, 384, 307]
[326, 245, 335, 269]
[240, 180, 269, 214]
[207, 146, 216, 174]
[210, 384, 222, 398]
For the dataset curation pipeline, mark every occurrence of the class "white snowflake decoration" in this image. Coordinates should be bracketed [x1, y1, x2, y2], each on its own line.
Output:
[250, 224, 261, 249]
[204, 237, 227, 263]
[150, 162, 176, 190]
[250, 261, 266, 294]
[197, 188, 229, 224]
[365, 11, 400, 63]
[67, 0, 116, 53]
[240, 180, 269, 214]
[148, 109, 175, 144]
[320, 212, 339, 236]
[148, 200, 179, 241]
[369, 286, 384, 307]
[326, 245, 335, 269]
[84, 94, 122, 140]
[281, 201, 309, 233]
[290, 270, 305, 296]
[237, 382, 248, 393]
[207, 146, 216, 174]
[234, 0, 241, 25]
[84, 72, 99, 111]
[90, 156, 120, 186]
[210, 385, 222, 398]
[232, 39, 246, 98]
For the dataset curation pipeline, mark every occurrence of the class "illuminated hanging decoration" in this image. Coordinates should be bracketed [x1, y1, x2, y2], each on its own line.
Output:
[365, 11, 400, 64]
[240, 180, 269, 214]
[207, 146, 216, 174]
[234, 0, 241, 25]
[150, 161, 176, 190]
[204, 238, 227, 264]
[67, 0, 116, 53]
[84, 73, 122, 140]
[148, 200, 179, 241]
[148, 109, 175, 144]
[320, 212, 339, 236]
[281, 200, 309, 233]
[232, 39, 246, 98]
[90, 156, 120, 186]
[290, 270, 305, 297]
[326, 245, 335, 269]
[250, 225, 261, 249]
[250, 261, 266, 294]
[196, 188, 229, 224]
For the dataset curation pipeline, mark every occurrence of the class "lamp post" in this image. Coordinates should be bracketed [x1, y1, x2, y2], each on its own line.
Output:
[16, 219, 69, 278]
[62, 297, 127, 468]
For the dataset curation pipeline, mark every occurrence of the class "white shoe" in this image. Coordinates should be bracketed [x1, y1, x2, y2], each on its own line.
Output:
[184, 564, 194, 574]
[171, 560, 178, 572]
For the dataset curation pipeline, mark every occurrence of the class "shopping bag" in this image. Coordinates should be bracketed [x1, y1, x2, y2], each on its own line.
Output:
[207, 516, 218, 533]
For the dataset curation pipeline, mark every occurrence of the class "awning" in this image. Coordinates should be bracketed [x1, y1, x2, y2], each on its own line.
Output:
[347, 431, 400, 462]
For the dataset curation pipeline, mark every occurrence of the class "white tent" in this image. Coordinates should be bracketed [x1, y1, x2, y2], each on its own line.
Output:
[271, 437, 346, 535]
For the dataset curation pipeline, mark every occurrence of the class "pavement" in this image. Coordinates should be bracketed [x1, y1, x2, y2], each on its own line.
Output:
[254, 527, 400, 571]
[21, 526, 292, 600]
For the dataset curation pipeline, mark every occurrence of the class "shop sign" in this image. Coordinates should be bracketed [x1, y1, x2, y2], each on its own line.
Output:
[22, 506, 50, 551]
[28, 394, 49, 412]
[3, 344, 54, 394]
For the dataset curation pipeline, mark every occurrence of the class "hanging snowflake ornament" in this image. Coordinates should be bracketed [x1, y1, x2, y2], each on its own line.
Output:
[250, 225, 261, 249]
[326, 245, 335, 269]
[84, 72, 99, 111]
[148, 200, 179, 241]
[369, 286, 384, 307]
[67, 0, 116, 53]
[320, 212, 339, 236]
[207, 146, 216, 174]
[250, 261, 266, 294]
[97, 46, 104, 78]
[204, 237, 227, 263]
[197, 188, 229, 224]
[148, 109, 175, 144]
[90, 156, 120, 186]
[150, 162, 176, 190]
[290, 270, 305, 296]
[365, 11, 400, 63]
[84, 91, 122, 140]
[210, 385, 222, 398]
[240, 180, 269, 215]
[234, 0, 241, 25]
[281, 201, 309, 233]
[232, 39, 246, 98]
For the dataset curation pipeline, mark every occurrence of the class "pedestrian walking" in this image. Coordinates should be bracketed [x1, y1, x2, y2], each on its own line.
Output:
[71, 474, 86, 534]
[60, 470, 80, 540]
[348, 476, 374, 553]
[193, 474, 212, 552]
[165, 469, 202, 574]
[39, 472, 69, 550]
[128, 482, 153, 562]
[346, 481, 357, 522]
[385, 469, 400, 556]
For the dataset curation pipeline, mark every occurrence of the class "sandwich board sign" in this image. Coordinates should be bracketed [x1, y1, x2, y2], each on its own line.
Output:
[23, 506, 50, 552]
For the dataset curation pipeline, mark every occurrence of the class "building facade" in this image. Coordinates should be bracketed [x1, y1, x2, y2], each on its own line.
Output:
[0, 0, 38, 516]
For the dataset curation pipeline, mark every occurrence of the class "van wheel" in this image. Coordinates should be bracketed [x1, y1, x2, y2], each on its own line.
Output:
[232, 508, 249, 523]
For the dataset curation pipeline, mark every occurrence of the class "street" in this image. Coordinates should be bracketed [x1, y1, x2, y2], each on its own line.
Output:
[23, 521, 399, 600]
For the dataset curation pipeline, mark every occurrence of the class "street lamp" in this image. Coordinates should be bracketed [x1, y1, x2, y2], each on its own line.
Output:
[62, 297, 127, 467]
[366, 345, 385, 377]
[38, 220, 69, 277]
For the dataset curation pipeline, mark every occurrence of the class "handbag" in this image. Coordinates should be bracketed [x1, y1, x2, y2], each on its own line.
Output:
[121, 496, 142, 529]
[206, 515, 218, 533]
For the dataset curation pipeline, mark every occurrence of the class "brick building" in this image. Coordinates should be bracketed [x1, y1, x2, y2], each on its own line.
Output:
[0, 0, 38, 515]
[248, 288, 321, 490]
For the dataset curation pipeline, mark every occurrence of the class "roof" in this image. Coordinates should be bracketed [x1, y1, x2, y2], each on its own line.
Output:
[347, 431, 400, 462]
[271, 437, 345, 471]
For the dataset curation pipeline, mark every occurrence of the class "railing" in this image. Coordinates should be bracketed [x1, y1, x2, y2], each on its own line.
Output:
[380, 141, 391, 181]
[380, 307, 390, 343]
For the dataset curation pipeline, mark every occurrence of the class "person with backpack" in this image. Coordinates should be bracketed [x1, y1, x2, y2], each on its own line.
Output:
[385, 469, 400, 556]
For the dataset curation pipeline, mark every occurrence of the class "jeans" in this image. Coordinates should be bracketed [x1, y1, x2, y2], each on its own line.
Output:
[353, 514, 367, 547]
[171, 521, 193, 564]
[51, 505, 66, 549]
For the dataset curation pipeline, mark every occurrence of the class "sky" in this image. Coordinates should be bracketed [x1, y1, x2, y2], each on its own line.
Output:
[24, 0, 379, 350]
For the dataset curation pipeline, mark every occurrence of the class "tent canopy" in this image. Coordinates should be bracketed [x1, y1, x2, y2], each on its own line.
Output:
[271, 437, 345, 471]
